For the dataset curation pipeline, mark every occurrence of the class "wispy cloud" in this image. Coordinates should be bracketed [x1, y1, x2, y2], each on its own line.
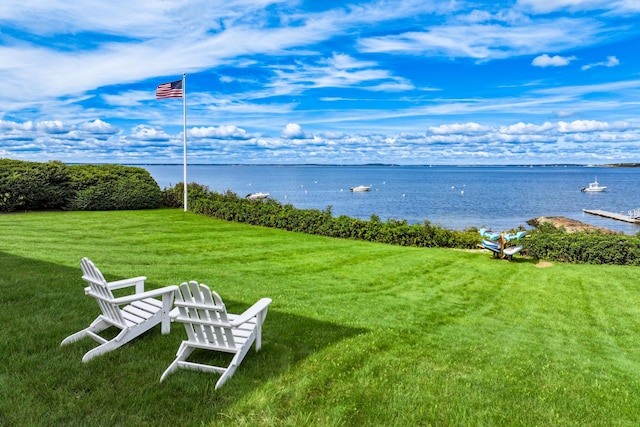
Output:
[358, 17, 603, 60]
[517, 0, 640, 14]
[581, 55, 620, 70]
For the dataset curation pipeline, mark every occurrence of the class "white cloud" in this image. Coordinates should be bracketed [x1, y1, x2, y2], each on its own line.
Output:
[428, 122, 491, 135]
[129, 125, 172, 141]
[36, 120, 70, 134]
[581, 55, 620, 70]
[556, 119, 628, 132]
[0, 119, 34, 131]
[532, 54, 577, 67]
[281, 123, 313, 139]
[79, 119, 118, 134]
[499, 122, 555, 134]
[189, 125, 252, 140]
[2, 117, 640, 165]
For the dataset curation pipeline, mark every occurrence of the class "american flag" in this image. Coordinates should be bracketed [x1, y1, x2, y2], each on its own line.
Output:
[156, 79, 183, 99]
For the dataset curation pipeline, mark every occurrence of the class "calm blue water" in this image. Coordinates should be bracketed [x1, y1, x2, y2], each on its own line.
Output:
[140, 164, 640, 234]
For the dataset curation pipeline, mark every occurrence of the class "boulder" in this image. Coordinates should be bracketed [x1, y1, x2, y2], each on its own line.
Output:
[527, 216, 617, 233]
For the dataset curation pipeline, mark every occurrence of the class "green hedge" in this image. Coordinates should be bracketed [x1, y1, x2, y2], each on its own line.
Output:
[166, 182, 480, 249]
[67, 164, 161, 210]
[164, 183, 640, 265]
[523, 223, 640, 265]
[6, 159, 640, 265]
[0, 159, 72, 211]
[0, 159, 161, 211]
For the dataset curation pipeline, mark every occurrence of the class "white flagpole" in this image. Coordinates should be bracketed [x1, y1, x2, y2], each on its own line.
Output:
[182, 73, 187, 212]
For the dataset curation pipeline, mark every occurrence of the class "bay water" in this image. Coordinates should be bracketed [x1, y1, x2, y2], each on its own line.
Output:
[141, 164, 640, 234]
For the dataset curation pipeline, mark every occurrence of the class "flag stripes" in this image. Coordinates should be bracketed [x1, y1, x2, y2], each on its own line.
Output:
[156, 79, 183, 99]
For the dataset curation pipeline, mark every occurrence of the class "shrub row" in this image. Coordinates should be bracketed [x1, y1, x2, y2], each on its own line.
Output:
[524, 223, 640, 265]
[6, 160, 639, 265]
[0, 159, 162, 211]
[169, 183, 640, 265]
[168, 183, 480, 249]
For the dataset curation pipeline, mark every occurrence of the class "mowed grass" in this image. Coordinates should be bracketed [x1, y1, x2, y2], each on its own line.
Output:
[1, 209, 640, 426]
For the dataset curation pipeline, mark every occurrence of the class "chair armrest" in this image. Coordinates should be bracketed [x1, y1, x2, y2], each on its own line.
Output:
[111, 285, 178, 305]
[83, 275, 147, 294]
[229, 298, 272, 327]
[108, 276, 147, 291]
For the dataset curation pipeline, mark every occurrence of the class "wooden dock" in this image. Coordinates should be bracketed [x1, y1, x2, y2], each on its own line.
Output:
[583, 209, 640, 224]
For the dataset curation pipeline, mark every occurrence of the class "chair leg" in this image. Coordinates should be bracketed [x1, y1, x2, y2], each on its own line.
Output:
[254, 309, 269, 351]
[61, 318, 110, 346]
[255, 322, 262, 351]
[160, 342, 194, 382]
[61, 328, 91, 347]
[215, 355, 241, 390]
[81, 328, 131, 363]
[215, 335, 256, 390]
[160, 293, 174, 335]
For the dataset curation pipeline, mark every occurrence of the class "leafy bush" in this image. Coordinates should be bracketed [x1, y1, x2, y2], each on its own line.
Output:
[524, 227, 640, 265]
[67, 164, 162, 210]
[0, 159, 72, 211]
[0, 159, 161, 211]
[162, 182, 211, 209]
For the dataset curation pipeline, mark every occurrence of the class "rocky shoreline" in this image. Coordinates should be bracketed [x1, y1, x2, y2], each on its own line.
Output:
[527, 216, 618, 233]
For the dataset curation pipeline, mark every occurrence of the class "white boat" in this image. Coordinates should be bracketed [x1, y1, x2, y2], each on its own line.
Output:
[350, 185, 371, 192]
[246, 192, 270, 200]
[581, 178, 606, 192]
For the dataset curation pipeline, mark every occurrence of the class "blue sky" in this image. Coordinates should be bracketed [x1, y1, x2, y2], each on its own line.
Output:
[1, 0, 639, 165]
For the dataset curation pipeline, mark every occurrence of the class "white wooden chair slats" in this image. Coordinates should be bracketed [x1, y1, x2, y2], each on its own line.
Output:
[160, 281, 272, 389]
[61, 257, 178, 362]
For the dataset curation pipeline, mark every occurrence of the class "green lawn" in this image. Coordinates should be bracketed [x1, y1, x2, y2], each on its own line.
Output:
[1, 209, 639, 426]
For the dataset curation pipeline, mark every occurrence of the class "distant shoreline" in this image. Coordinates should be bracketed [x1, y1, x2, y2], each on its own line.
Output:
[606, 163, 640, 168]
[97, 162, 640, 168]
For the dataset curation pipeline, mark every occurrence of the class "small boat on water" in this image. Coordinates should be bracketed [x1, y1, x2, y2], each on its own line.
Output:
[581, 178, 606, 192]
[350, 185, 371, 192]
[246, 192, 270, 200]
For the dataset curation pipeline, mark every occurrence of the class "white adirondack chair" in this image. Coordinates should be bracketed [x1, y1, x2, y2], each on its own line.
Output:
[160, 281, 272, 389]
[61, 257, 178, 362]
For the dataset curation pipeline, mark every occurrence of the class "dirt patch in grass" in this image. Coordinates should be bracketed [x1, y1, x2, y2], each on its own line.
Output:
[535, 261, 553, 268]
